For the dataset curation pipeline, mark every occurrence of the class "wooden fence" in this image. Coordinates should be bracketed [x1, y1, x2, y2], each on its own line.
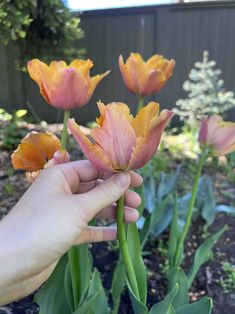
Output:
[1, 1, 235, 122]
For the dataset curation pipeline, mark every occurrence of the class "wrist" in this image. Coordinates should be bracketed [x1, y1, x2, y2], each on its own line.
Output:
[0, 208, 35, 286]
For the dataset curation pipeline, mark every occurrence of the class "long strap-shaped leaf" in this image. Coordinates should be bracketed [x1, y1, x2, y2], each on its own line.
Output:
[176, 297, 213, 314]
[187, 225, 227, 287]
[127, 222, 147, 304]
[149, 284, 178, 314]
[166, 267, 189, 310]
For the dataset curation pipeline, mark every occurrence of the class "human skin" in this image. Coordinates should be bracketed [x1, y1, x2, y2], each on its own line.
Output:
[0, 160, 142, 305]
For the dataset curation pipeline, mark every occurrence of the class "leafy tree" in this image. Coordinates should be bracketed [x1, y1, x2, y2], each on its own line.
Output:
[0, 0, 85, 67]
[176, 51, 235, 128]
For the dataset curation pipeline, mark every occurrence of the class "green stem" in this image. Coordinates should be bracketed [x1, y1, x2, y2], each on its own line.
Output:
[173, 147, 208, 267]
[60, 109, 80, 309]
[61, 109, 70, 150]
[112, 300, 120, 314]
[117, 196, 140, 299]
[137, 96, 144, 113]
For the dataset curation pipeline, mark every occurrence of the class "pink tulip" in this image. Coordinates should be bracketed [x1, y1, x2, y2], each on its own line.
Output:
[119, 53, 175, 97]
[68, 102, 174, 172]
[27, 59, 110, 110]
[199, 115, 235, 156]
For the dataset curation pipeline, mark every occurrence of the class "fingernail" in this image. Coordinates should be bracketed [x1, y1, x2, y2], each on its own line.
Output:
[131, 209, 139, 221]
[115, 172, 130, 187]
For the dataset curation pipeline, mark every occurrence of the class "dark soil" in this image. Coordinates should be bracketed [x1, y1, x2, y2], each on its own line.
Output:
[0, 125, 235, 314]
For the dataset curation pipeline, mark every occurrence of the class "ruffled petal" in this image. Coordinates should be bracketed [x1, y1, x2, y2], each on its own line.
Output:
[131, 102, 159, 136]
[128, 110, 174, 170]
[91, 104, 136, 170]
[91, 70, 110, 90]
[27, 59, 52, 103]
[146, 55, 164, 68]
[11, 132, 61, 172]
[49, 61, 67, 72]
[68, 119, 114, 172]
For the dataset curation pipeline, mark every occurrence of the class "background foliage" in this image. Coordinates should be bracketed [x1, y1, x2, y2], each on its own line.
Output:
[0, 0, 85, 67]
[175, 51, 235, 128]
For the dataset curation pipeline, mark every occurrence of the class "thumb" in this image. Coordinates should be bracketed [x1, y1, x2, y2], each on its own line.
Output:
[73, 172, 131, 221]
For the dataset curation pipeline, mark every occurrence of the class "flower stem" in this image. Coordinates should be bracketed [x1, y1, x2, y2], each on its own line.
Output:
[61, 110, 70, 150]
[137, 96, 144, 113]
[117, 195, 140, 299]
[60, 109, 80, 309]
[173, 147, 208, 267]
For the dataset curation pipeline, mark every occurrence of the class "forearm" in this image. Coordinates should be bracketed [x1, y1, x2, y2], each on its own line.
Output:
[0, 262, 57, 305]
[0, 209, 56, 305]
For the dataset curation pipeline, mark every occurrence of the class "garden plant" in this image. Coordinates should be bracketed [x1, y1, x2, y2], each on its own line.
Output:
[9, 52, 235, 314]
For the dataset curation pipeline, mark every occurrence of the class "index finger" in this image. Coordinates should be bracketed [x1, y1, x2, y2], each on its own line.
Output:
[56, 160, 143, 189]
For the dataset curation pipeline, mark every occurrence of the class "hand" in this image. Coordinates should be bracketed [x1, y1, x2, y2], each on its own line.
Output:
[0, 160, 142, 304]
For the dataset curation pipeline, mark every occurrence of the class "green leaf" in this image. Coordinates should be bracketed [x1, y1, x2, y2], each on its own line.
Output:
[196, 176, 216, 225]
[111, 256, 126, 314]
[176, 297, 213, 314]
[72, 290, 102, 314]
[34, 254, 70, 314]
[151, 194, 175, 236]
[140, 194, 174, 247]
[157, 167, 181, 201]
[127, 222, 147, 304]
[166, 267, 189, 309]
[149, 284, 178, 314]
[64, 262, 74, 312]
[187, 225, 227, 287]
[76, 244, 93, 304]
[135, 183, 145, 216]
[87, 269, 108, 314]
[168, 197, 181, 268]
[127, 281, 148, 314]
[74, 269, 108, 314]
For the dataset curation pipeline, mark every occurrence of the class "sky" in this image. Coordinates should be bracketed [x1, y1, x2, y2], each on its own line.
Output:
[67, 0, 173, 11]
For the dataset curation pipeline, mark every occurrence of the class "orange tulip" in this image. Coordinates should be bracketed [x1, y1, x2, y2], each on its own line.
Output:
[27, 59, 110, 110]
[199, 115, 235, 156]
[119, 53, 175, 97]
[68, 101, 174, 172]
[11, 132, 70, 181]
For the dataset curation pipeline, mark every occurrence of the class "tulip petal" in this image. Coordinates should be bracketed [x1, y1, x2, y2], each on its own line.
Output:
[211, 122, 235, 155]
[49, 68, 90, 109]
[27, 59, 52, 103]
[162, 59, 175, 80]
[91, 104, 136, 170]
[91, 70, 110, 90]
[146, 55, 164, 68]
[12, 142, 46, 172]
[68, 119, 114, 172]
[128, 110, 174, 170]
[70, 59, 93, 72]
[139, 69, 166, 96]
[49, 61, 67, 71]
[131, 102, 159, 136]
[128, 53, 146, 94]
[119, 55, 137, 93]
[11, 132, 61, 172]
